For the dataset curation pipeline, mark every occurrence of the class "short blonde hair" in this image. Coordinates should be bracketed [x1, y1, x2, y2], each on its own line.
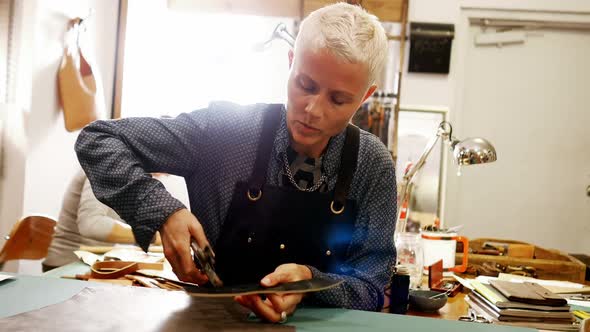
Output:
[295, 2, 388, 85]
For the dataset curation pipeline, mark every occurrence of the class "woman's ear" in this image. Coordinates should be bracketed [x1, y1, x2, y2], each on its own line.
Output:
[362, 85, 377, 103]
[288, 49, 294, 69]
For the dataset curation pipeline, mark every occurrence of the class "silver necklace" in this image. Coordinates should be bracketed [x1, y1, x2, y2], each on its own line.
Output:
[282, 152, 326, 192]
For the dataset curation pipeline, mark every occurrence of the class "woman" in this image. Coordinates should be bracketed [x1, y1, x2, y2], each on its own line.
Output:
[76, 3, 395, 322]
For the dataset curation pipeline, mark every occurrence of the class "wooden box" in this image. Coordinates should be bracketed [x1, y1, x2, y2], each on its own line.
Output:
[455, 238, 586, 283]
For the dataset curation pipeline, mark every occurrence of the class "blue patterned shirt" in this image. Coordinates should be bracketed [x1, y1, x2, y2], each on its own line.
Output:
[75, 102, 396, 311]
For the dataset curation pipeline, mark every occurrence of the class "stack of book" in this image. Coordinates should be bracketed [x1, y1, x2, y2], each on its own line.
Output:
[466, 279, 577, 331]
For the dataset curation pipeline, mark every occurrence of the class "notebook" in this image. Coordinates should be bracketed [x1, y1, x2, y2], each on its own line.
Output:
[470, 280, 570, 312]
[465, 295, 579, 331]
[469, 289, 574, 321]
[489, 280, 567, 306]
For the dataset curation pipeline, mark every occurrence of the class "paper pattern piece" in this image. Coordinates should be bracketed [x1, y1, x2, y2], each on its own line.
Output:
[495, 273, 590, 294]
[0, 273, 15, 283]
[74, 250, 102, 266]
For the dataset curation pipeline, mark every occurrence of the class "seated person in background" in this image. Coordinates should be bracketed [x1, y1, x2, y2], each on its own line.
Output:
[43, 171, 188, 271]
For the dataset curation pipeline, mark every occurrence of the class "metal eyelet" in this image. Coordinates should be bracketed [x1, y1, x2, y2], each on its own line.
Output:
[330, 201, 345, 215]
[247, 189, 262, 201]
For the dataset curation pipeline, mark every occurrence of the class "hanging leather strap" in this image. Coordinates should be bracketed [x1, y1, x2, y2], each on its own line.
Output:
[332, 124, 360, 213]
[58, 17, 99, 132]
[248, 105, 283, 193]
[247, 106, 360, 212]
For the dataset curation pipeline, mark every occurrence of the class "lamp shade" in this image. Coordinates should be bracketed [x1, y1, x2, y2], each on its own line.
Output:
[452, 137, 497, 166]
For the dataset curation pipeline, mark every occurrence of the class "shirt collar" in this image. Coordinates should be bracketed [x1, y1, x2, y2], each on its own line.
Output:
[273, 105, 346, 179]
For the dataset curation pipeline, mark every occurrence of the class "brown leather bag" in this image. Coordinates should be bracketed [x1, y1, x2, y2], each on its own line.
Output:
[57, 18, 100, 132]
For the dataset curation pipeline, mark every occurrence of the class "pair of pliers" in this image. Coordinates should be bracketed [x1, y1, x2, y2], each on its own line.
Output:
[190, 239, 224, 287]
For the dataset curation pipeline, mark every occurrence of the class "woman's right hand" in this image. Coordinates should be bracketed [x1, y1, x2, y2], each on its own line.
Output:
[159, 208, 210, 284]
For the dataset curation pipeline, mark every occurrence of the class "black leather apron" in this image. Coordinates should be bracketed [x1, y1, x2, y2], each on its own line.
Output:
[214, 105, 360, 285]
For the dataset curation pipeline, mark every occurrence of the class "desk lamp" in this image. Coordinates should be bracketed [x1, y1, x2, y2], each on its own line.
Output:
[395, 121, 497, 235]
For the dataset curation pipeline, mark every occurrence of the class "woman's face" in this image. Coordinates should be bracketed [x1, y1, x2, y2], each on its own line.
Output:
[286, 48, 375, 158]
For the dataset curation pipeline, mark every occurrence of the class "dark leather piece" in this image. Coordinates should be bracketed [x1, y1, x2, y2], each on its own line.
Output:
[0, 286, 294, 331]
[164, 277, 343, 297]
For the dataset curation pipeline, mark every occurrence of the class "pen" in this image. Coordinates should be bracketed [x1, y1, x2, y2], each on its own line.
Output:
[573, 310, 590, 320]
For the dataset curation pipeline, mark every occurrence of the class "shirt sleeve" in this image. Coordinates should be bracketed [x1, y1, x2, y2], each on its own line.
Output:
[304, 142, 397, 311]
[74, 110, 211, 251]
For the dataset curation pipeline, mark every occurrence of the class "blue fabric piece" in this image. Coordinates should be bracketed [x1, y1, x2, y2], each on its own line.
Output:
[75, 102, 397, 311]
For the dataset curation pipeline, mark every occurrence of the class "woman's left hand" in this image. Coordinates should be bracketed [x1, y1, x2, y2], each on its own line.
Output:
[234, 263, 312, 323]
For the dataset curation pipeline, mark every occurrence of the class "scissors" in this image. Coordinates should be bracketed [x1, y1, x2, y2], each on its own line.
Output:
[458, 309, 492, 324]
[190, 239, 224, 287]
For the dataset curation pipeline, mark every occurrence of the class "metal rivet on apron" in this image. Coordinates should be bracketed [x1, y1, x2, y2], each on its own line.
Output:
[330, 201, 345, 215]
[247, 189, 262, 201]
[280, 244, 286, 250]
[325, 250, 332, 256]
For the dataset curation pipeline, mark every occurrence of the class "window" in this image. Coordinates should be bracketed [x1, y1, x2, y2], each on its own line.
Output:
[121, 0, 293, 117]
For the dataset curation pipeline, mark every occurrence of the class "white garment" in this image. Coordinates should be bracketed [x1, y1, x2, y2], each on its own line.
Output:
[44, 171, 190, 268]
[43, 171, 124, 267]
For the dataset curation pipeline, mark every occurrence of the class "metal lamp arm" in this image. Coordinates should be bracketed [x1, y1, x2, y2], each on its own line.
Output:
[274, 23, 295, 47]
[403, 133, 443, 186]
[254, 23, 295, 52]
[396, 122, 453, 233]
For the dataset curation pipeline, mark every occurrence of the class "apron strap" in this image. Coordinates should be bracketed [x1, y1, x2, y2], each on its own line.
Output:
[247, 106, 360, 210]
[248, 104, 283, 193]
[331, 124, 360, 214]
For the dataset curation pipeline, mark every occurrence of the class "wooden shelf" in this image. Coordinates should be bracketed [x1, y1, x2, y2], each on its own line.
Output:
[303, 0, 405, 22]
[168, 0, 301, 18]
[167, 0, 407, 22]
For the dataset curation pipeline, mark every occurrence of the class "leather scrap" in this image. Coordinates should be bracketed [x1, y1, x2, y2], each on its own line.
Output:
[90, 261, 163, 279]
